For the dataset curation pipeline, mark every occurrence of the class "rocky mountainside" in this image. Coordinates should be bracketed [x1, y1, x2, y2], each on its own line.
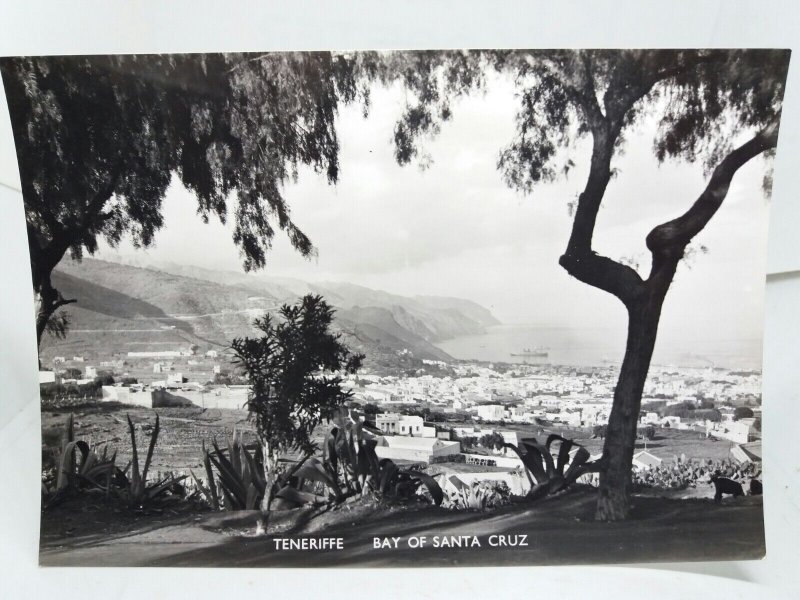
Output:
[42, 258, 499, 367]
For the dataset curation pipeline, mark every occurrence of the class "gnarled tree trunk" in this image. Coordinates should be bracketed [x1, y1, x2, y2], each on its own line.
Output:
[557, 67, 778, 519]
[29, 235, 77, 350]
[595, 277, 673, 520]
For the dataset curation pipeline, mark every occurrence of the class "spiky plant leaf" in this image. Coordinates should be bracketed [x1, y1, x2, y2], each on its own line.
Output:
[203, 445, 220, 510]
[126, 415, 141, 492]
[402, 470, 444, 506]
[546, 434, 574, 477]
[140, 414, 160, 485]
[563, 446, 592, 485]
[294, 457, 339, 493]
[518, 438, 548, 484]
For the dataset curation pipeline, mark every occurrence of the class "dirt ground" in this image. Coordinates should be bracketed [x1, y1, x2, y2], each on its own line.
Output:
[39, 487, 765, 568]
[42, 403, 257, 475]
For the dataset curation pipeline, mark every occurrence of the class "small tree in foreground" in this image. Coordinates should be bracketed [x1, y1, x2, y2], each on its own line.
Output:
[230, 294, 363, 527]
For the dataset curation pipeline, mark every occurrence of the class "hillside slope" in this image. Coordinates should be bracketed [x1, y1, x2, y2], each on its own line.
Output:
[151, 262, 499, 340]
[41, 258, 498, 366]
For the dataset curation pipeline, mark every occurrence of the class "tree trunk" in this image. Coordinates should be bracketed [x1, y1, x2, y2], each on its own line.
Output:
[595, 289, 668, 520]
[28, 229, 76, 350]
[258, 440, 277, 533]
[34, 283, 56, 347]
[32, 271, 76, 350]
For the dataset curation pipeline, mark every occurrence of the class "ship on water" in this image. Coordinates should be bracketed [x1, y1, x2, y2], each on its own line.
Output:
[510, 347, 549, 358]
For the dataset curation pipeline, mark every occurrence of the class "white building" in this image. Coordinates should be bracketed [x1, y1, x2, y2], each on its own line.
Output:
[39, 371, 56, 384]
[374, 413, 434, 437]
[705, 419, 754, 444]
[639, 411, 660, 425]
[166, 372, 185, 387]
[373, 436, 460, 463]
[476, 404, 505, 421]
[452, 398, 469, 411]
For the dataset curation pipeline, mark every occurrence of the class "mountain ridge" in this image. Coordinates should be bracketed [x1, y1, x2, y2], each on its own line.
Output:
[42, 258, 500, 367]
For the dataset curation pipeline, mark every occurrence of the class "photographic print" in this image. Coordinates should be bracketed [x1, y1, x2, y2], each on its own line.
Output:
[1, 49, 789, 567]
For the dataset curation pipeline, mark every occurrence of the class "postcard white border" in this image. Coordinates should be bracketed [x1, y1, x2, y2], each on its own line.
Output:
[0, 2, 798, 599]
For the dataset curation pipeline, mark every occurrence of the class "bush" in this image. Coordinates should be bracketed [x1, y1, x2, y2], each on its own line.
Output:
[693, 408, 722, 422]
[230, 295, 364, 519]
[362, 403, 381, 415]
[41, 413, 185, 511]
[638, 425, 656, 440]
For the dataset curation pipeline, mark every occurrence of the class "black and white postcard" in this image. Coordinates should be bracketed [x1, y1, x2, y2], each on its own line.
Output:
[1, 49, 789, 567]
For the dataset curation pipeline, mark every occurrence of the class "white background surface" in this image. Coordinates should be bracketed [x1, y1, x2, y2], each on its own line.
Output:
[0, 2, 798, 598]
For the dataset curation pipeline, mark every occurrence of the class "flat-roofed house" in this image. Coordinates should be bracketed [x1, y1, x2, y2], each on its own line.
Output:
[374, 436, 460, 463]
[375, 413, 426, 436]
[476, 404, 504, 421]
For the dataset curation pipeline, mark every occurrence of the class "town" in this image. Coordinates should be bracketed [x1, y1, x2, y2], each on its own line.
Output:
[38, 345, 763, 501]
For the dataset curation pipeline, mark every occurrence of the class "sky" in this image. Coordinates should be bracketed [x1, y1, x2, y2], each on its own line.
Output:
[97, 71, 772, 352]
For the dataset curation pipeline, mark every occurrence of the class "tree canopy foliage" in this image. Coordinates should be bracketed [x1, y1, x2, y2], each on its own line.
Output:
[1, 52, 373, 343]
[385, 50, 788, 187]
[230, 294, 363, 458]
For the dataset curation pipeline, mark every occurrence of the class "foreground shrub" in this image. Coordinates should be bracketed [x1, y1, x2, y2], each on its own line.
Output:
[42, 414, 119, 505]
[195, 410, 444, 512]
[490, 434, 600, 500]
[112, 414, 187, 509]
[42, 413, 186, 512]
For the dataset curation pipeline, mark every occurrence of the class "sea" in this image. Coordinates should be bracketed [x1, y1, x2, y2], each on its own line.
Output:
[433, 324, 762, 371]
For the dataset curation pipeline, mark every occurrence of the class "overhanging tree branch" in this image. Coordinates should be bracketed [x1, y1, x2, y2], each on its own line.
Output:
[559, 251, 645, 307]
[51, 295, 77, 312]
[645, 120, 780, 266]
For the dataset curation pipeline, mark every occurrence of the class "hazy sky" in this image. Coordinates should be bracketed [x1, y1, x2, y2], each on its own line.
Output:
[97, 72, 771, 349]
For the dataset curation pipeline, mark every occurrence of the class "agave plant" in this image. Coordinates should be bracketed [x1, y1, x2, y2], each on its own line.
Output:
[512, 434, 599, 500]
[194, 429, 266, 510]
[322, 410, 444, 506]
[113, 414, 186, 509]
[194, 429, 330, 511]
[44, 414, 119, 504]
[196, 410, 445, 512]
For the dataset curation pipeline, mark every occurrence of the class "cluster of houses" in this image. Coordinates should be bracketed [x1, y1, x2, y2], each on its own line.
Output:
[39, 351, 763, 496]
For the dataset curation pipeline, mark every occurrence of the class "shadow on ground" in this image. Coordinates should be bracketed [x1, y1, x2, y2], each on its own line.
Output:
[39, 488, 765, 568]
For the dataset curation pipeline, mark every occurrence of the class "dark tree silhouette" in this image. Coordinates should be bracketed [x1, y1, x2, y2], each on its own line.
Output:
[230, 294, 363, 521]
[0, 53, 366, 346]
[386, 49, 789, 519]
[479, 431, 505, 450]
